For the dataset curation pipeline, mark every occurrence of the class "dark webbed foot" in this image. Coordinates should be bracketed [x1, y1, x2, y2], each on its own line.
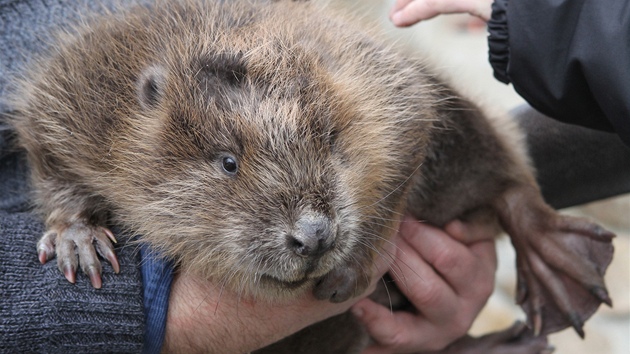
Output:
[37, 221, 120, 288]
[496, 186, 614, 337]
[436, 322, 553, 354]
[514, 214, 614, 337]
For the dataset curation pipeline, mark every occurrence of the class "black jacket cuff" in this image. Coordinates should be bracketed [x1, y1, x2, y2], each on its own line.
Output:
[488, 0, 510, 84]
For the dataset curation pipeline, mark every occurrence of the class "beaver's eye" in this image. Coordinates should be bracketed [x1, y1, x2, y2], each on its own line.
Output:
[221, 155, 238, 175]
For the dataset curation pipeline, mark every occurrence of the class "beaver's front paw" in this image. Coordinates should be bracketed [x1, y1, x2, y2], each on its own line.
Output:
[313, 265, 368, 303]
[37, 220, 120, 288]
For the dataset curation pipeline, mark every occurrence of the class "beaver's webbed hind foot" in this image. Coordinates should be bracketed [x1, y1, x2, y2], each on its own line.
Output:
[437, 321, 553, 354]
[495, 185, 615, 337]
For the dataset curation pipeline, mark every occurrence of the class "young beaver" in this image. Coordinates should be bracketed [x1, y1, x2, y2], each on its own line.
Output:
[6, 0, 614, 351]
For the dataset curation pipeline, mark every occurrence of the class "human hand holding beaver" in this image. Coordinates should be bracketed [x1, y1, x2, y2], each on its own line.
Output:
[353, 216, 499, 354]
[162, 216, 498, 353]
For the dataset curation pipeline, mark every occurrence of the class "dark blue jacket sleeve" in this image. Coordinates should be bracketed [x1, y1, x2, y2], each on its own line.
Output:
[488, 0, 630, 147]
[140, 246, 174, 354]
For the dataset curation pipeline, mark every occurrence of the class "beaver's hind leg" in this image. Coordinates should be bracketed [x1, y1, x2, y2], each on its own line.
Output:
[407, 92, 614, 337]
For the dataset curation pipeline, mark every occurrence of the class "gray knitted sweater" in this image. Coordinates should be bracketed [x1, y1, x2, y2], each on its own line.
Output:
[1, 0, 146, 352]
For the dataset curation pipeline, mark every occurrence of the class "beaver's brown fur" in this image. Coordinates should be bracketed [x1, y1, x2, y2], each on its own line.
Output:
[6, 0, 614, 352]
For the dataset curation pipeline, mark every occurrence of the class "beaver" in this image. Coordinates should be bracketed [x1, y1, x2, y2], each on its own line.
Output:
[5, 0, 614, 351]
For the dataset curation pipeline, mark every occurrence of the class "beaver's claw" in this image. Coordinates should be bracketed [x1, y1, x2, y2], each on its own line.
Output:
[37, 221, 120, 288]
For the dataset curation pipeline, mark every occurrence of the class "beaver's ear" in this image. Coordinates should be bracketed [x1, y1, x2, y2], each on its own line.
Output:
[193, 52, 248, 109]
[137, 65, 167, 110]
[195, 52, 247, 90]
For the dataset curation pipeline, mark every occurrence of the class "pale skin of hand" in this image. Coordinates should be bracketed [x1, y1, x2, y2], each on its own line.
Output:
[390, 0, 494, 27]
[161, 215, 498, 353]
[352, 216, 499, 353]
[162, 237, 397, 353]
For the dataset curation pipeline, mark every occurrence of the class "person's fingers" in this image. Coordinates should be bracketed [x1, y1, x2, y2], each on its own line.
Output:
[390, 0, 446, 27]
[390, 0, 493, 27]
[353, 297, 456, 353]
[351, 223, 458, 352]
[399, 217, 484, 295]
[444, 218, 501, 244]
[389, 0, 415, 17]
[468, 239, 498, 278]
[353, 217, 500, 353]
[389, 230, 460, 323]
[466, 0, 493, 20]
[397, 217, 495, 328]
[352, 298, 416, 350]
[443, 219, 498, 298]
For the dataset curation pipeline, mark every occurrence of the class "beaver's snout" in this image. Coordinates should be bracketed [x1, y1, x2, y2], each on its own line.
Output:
[286, 214, 336, 258]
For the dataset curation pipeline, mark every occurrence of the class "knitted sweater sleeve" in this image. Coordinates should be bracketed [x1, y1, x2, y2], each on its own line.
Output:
[0, 144, 145, 352]
[0, 213, 146, 353]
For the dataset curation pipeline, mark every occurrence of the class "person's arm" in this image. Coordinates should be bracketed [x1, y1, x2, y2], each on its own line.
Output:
[514, 105, 630, 209]
[488, 0, 630, 146]
[0, 227, 145, 353]
[0, 150, 145, 353]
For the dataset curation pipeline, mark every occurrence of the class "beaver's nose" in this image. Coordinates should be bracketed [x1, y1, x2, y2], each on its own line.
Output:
[287, 215, 335, 258]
